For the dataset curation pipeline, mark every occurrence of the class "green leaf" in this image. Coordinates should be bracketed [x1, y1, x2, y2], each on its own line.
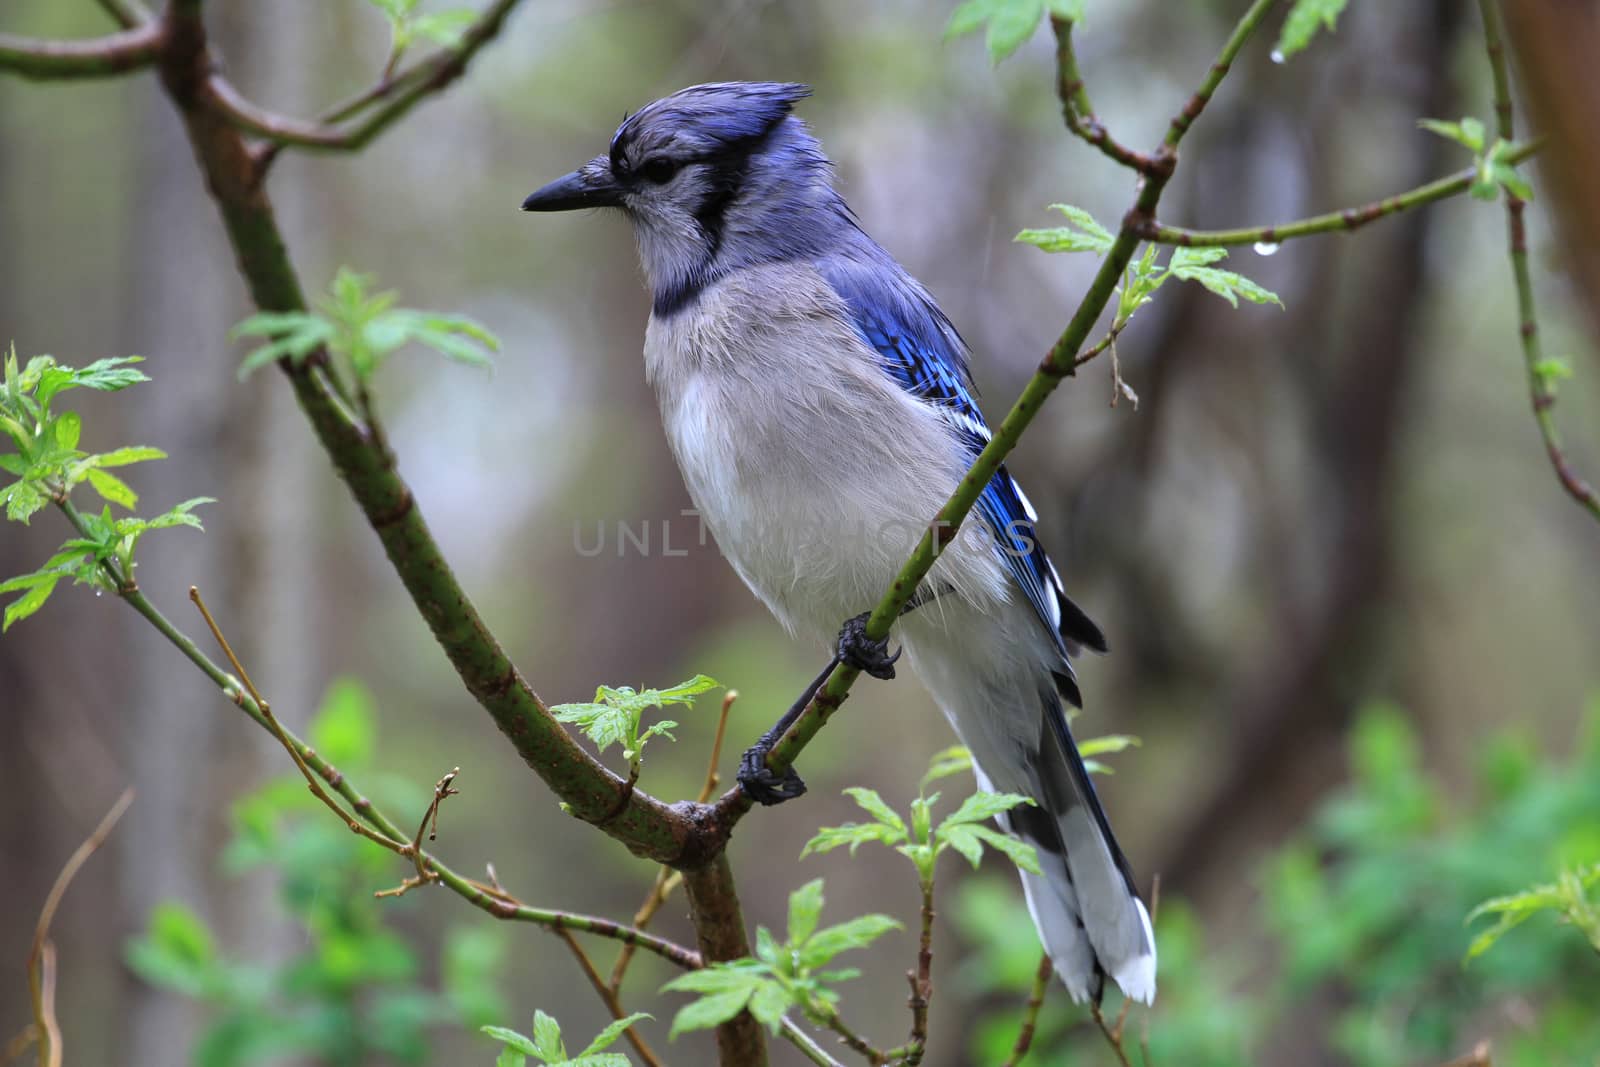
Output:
[1016, 203, 1114, 255]
[939, 823, 986, 868]
[481, 1026, 540, 1055]
[799, 915, 901, 970]
[577, 1013, 652, 1057]
[3, 574, 58, 631]
[788, 878, 826, 944]
[946, 0, 1047, 63]
[409, 9, 477, 46]
[495, 1048, 527, 1067]
[940, 790, 1034, 828]
[0, 454, 22, 476]
[4, 479, 47, 523]
[921, 745, 973, 789]
[746, 981, 791, 1033]
[54, 410, 81, 450]
[551, 702, 633, 753]
[1274, 0, 1349, 61]
[91, 445, 166, 468]
[145, 496, 214, 531]
[651, 673, 720, 705]
[1168, 249, 1284, 309]
[86, 468, 138, 509]
[665, 988, 755, 1039]
[531, 1010, 566, 1060]
[661, 965, 767, 996]
[1078, 734, 1141, 758]
[843, 786, 907, 836]
[57, 356, 149, 396]
[800, 822, 902, 858]
[309, 677, 378, 766]
[966, 824, 1043, 875]
[1418, 117, 1486, 154]
[149, 901, 216, 966]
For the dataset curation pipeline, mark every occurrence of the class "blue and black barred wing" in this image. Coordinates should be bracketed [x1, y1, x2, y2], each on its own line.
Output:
[820, 257, 1107, 676]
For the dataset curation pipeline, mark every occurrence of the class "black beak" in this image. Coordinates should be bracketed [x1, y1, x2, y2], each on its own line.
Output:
[521, 162, 623, 212]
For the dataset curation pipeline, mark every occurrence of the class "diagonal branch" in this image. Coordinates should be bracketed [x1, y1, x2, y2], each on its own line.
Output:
[0, 21, 163, 80]
[1477, 0, 1600, 523]
[718, 0, 1284, 826]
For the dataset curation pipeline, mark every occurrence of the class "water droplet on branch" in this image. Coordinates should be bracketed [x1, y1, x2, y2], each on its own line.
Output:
[1253, 241, 1281, 256]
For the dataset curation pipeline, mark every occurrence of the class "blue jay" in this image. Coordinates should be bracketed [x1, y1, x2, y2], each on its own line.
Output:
[523, 82, 1155, 1005]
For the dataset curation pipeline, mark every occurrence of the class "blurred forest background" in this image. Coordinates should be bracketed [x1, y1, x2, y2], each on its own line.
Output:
[3, 0, 1599, 1065]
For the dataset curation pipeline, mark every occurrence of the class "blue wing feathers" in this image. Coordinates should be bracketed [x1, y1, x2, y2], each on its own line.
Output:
[819, 255, 1107, 665]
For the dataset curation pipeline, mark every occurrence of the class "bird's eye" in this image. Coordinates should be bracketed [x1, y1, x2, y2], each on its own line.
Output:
[638, 157, 680, 184]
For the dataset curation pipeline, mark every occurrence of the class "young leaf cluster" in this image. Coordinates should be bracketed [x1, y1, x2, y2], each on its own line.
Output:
[232, 267, 498, 385]
[550, 674, 719, 778]
[801, 749, 1042, 887]
[1418, 117, 1534, 202]
[1274, 0, 1350, 62]
[364, 0, 479, 64]
[659, 879, 899, 1039]
[0, 348, 211, 630]
[1466, 864, 1600, 961]
[482, 1010, 650, 1067]
[945, 0, 1085, 65]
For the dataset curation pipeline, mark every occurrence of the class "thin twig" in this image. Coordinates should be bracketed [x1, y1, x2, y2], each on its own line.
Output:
[1477, 0, 1600, 523]
[189, 585, 407, 854]
[377, 766, 462, 897]
[817, 1006, 891, 1065]
[0, 1025, 36, 1067]
[27, 789, 134, 1067]
[93, 0, 151, 29]
[1139, 140, 1542, 248]
[780, 1020, 848, 1067]
[1051, 16, 1159, 174]
[208, 0, 523, 174]
[900, 878, 936, 1065]
[1000, 954, 1053, 1067]
[0, 21, 164, 80]
[1090, 1000, 1135, 1067]
[554, 928, 665, 1067]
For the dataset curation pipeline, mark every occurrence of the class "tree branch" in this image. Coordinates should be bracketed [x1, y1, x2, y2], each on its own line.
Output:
[720, 0, 1283, 826]
[682, 855, 769, 1066]
[1139, 140, 1541, 247]
[95, 0, 151, 30]
[1050, 16, 1159, 174]
[206, 0, 521, 174]
[1478, 0, 1600, 523]
[0, 22, 163, 80]
[999, 954, 1052, 1067]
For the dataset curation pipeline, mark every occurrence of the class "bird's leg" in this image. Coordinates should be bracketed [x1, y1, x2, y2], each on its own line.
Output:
[835, 610, 901, 680]
[736, 655, 840, 805]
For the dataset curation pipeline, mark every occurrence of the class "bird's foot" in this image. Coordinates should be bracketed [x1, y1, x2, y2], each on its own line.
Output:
[737, 744, 807, 806]
[837, 611, 900, 680]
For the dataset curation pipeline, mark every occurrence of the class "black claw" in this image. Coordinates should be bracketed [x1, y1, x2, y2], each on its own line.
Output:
[837, 611, 900, 680]
[738, 745, 808, 805]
